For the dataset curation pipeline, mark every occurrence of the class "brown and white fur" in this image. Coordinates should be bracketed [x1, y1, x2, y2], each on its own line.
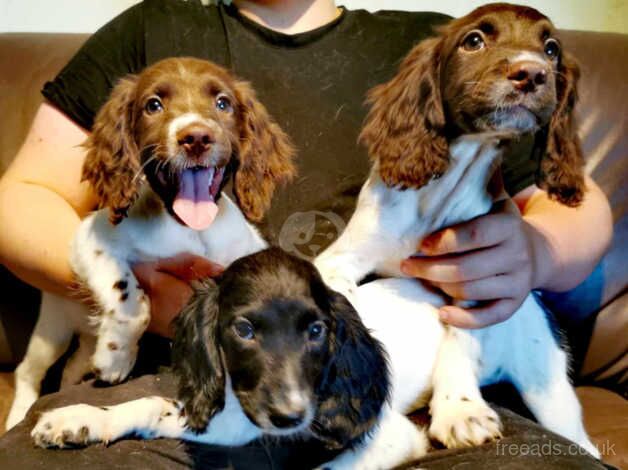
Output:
[7, 57, 295, 429]
[315, 3, 599, 464]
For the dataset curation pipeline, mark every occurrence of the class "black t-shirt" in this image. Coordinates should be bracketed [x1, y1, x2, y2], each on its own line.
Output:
[43, 0, 538, 257]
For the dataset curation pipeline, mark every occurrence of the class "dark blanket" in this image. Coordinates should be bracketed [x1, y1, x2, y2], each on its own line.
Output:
[0, 372, 608, 470]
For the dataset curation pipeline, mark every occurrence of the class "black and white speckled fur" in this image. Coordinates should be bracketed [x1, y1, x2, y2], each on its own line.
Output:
[30, 249, 411, 470]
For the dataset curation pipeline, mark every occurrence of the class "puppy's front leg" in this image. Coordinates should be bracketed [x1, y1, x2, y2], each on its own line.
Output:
[429, 327, 502, 447]
[72, 219, 150, 384]
[84, 259, 149, 383]
[318, 408, 428, 470]
[31, 397, 186, 448]
[315, 174, 411, 299]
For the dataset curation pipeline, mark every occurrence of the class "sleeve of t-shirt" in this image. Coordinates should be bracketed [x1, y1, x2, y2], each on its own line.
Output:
[41, 3, 146, 130]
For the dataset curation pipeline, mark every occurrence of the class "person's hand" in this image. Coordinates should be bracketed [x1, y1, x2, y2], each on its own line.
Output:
[401, 199, 544, 328]
[132, 253, 224, 337]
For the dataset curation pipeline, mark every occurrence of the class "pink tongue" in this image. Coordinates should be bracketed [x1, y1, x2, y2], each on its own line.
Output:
[173, 168, 219, 230]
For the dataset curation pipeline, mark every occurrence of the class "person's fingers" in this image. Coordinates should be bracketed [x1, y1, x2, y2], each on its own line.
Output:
[438, 298, 520, 329]
[155, 253, 224, 281]
[401, 244, 512, 283]
[144, 274, 193, 338]
[132, 261, 161, 292]
[419, 212, 515, 256]
[435, 274, 515, 301]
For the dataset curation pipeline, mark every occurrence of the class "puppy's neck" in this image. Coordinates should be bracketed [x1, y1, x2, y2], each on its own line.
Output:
[424, 134, 504, 231]
[374, 134, 503, 238]
[128, 185, 167, 220]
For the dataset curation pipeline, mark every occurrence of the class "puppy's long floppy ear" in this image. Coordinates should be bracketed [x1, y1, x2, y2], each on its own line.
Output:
[82, 76, 141, 224]
[233, 80, 296, 222]
[172, 279, 225, 432]
[359, 38, 448, 189]
[538, 52, 585, 206]
[314, 290, 390, 449]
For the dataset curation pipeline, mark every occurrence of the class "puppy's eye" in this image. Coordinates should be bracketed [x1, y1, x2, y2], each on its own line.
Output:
[216, 94, 233, 113]
[233, 319, 254, 340]
[145, 97, 164, 114]
[461, 31, 485, 51]
[543, 39, 560, 59]
[307, 321, 326, 342]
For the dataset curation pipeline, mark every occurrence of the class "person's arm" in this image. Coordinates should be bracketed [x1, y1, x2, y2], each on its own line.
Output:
[0, 102, 96, 295]
[0, 102, 220, 337]
[513, 177, 612, 292]
[401, 177, 612, 328]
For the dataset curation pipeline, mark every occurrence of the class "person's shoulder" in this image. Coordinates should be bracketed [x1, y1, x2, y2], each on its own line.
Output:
[140, 0, 228, 66]
[141, 0, 219, 18]
[348, 8, 451, 30]
[344, 8, 451, 48]
[370, 9, 451, 23]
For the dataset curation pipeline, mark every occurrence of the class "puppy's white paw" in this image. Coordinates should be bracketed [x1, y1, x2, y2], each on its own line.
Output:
[429, 396, 502, 448]
[6, 391, 39, 430]
[91, 344, 137, 384]
[31, 405, 108, 448]
[578, 438, 601, 460]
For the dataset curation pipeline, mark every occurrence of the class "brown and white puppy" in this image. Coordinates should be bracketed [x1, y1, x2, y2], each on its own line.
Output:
[84, 57, 295, 227]
[316, 3, 600, 462]
[360, 2, 583, 206]
[7, 58, 295, 430]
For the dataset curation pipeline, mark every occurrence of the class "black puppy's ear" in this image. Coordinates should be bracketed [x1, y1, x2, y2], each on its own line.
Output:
[171, 279, 225, 432]
[313, 291, 390, 449]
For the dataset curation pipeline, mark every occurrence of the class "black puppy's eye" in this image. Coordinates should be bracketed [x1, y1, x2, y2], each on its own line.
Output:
[233, 319, 254, 340]
[307, 321, 326, 342]
[216, 94, 233, 113]
[461, 31, 485, 51]
[544, 39, 560, 59]
[145, 97, 164, 114]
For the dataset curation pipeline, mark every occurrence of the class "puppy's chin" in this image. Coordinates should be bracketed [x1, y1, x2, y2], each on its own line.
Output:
[246, 408, 314, 437]
[475, 106, 540, 133]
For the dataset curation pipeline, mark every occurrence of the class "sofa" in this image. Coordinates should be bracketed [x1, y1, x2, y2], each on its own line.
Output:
[0, 28, 626, 469]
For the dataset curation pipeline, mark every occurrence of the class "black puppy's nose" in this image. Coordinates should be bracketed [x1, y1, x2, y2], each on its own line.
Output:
[507, 61, 547, 93]
[269, 411, 305, 429]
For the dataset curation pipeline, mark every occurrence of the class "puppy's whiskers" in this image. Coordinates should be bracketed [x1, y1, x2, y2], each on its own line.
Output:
[132, 145, 164, 182]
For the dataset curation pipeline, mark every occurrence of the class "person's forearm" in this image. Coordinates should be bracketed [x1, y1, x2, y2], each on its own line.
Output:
[518, 176, 613, 293]
[0, 179, 80, 295]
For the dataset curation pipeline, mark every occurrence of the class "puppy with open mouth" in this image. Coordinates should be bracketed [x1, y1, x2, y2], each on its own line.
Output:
[7, 57, 295, 429]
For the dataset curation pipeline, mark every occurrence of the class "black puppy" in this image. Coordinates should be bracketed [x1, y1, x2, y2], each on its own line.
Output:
[32, 248, 389, 466]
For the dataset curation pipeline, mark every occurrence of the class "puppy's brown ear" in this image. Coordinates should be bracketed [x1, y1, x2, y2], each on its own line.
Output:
[538, 52, 585, 206]
[359, 38, 448, 189]
[233, 80, 296, 222]
[82, 76, 141, 224]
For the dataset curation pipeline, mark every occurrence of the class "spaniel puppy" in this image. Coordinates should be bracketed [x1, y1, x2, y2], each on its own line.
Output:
[316, 3, 599, 458]
[7, 58, 295, 429]
[30, 249, 426, 470]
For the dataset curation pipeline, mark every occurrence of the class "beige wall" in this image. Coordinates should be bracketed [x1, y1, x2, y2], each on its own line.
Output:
[344, 0, 628, 34]
[1, 0, 627, 34]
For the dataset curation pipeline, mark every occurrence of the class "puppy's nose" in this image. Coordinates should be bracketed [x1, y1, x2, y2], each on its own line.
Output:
[269, 411, 305, 429]
[507, 61, 547, 93]
[177, 124, 214, 158]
